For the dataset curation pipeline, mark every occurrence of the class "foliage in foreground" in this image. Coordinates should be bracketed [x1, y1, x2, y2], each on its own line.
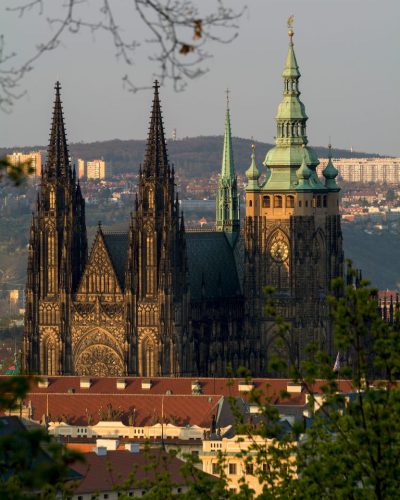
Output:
[0, 157, 34, 185]
[2, 264, 400, 498]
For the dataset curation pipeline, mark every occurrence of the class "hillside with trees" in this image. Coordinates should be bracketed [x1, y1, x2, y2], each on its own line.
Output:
[0, 136, 382, 179]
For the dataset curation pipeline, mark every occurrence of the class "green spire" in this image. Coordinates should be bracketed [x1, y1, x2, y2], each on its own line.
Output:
[245, 144, 261, 190]
[323, 144, 340, 191]
[221, 91, 235, 179]
[216, 90, 240, 244]
[263, 23, 323, 191]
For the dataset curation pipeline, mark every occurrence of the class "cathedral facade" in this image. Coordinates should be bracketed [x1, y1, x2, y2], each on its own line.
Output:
[23, 28, 343, 377]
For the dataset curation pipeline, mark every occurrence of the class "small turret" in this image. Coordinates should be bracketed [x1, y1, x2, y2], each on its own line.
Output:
[296, 145, 313, 190]
[323, 144, 340, 191]
[245, 144, 261, 190]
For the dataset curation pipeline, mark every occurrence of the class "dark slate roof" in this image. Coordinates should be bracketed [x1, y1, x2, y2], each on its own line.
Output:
[185, 231, 241, 301]
[233, 234, 244, 290]
[103, 232, 129, 288]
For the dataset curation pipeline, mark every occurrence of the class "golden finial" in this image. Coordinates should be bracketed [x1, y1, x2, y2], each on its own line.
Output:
[287, 15, 294, 38]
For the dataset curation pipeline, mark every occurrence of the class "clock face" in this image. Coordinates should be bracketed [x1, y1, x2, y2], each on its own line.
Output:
[270, 240, 289, 263]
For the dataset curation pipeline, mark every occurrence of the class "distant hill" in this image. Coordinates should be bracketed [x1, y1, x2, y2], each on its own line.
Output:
[0, 136, 384, 178]
[342, 225, 400, 290]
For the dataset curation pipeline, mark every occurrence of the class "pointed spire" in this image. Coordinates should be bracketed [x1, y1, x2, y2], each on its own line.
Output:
[44, 81, 71, 180]
[275, 26, 308, 147]
[216, 90, 240, 239]
[263, 20, 321, 191]
[143, 80, 169, 177]
[221, 89, 235, 179]
[283, 24, 300, 79]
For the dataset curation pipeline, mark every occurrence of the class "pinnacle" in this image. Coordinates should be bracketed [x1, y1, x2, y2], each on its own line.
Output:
[143, 80, 169, 177]
[221, 95, 235, 179]
[44, 81, 71, 180]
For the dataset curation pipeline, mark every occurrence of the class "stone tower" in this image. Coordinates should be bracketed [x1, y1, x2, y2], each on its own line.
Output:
[215, 92, 240, 246]
[132, 81, 188, 376]
[244, 26, 343, 374]
[23, 82, 87, 374]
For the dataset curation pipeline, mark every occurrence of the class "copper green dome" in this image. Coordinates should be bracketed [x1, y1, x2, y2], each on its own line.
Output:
[245, 144, 262, 190]
[262, 24, 325, 192]
[323, 144, 340, 190]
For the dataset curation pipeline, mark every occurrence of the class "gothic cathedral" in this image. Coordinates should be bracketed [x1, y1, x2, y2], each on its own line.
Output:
[23, 27, 343, 377]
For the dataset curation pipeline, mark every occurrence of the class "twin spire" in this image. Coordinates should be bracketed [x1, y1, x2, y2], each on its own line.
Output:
[44, 81, 71, 180]
[143, 80, 169, 178]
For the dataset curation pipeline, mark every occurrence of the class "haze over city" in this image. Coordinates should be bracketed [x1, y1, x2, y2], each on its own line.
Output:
[2, 0, 399, 156]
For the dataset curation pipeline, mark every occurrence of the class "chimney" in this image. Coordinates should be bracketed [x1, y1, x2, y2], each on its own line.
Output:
[191, 380, 202, 395]
[80, 377, 91, 389]
[96, 439, 119, 451]
[238, 380, 254, 392]
[141, 379, 152, 390]
[286, 382, 302, 394]
[116, 379, 126, 390]
[38, 378, 50, 388]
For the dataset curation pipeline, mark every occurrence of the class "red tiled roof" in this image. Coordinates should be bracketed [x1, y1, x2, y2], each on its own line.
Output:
[70, 449, 188, 494]
[0, 375, 353, 397]
[0, 376, 355, 426]
[25, 393, 221, 426]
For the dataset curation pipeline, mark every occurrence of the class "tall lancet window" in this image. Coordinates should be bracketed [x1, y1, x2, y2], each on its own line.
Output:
[47, 232, 56, 294]
[49, 189, 55, 210]
[146, 234, 155, 295]
[148, 189, 154, 209]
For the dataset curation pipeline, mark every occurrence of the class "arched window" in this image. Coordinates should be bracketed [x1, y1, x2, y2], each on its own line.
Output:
[274, 195, 283, 208]
[286, 195, 294, 208]
[323, 195, 327, 208]
[249, 200, 253, 207]
[299, 200, 302, 208]
[317, 196, 322, 208]
[262, 196, 271, 208]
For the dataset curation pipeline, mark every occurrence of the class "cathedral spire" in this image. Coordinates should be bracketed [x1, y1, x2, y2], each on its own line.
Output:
[44, 81, 71, 180]
[143, 80, 169, 177]
[221, 90, 235, 179]
[215, 90, 240, 244]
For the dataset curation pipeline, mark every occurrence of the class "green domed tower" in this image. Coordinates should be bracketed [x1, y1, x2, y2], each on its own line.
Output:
[244, 22, 344, 375]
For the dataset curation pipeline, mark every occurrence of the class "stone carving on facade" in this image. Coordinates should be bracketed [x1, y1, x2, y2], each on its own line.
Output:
[75, 344, 125, 376]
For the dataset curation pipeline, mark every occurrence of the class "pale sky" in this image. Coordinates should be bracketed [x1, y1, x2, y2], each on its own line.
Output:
[1, 0, 399, 156]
